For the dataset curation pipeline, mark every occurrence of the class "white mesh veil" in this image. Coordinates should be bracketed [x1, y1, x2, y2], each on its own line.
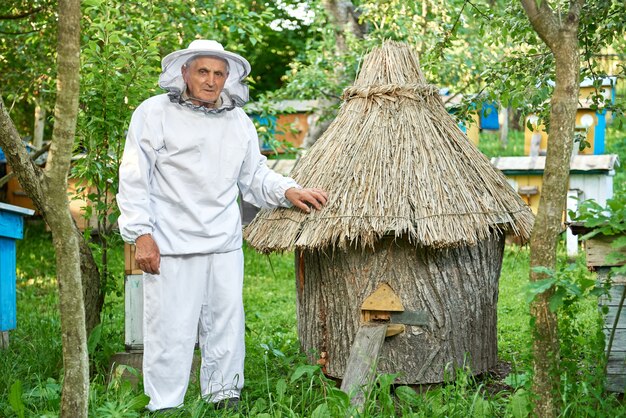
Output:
[158, 40, 251, 111]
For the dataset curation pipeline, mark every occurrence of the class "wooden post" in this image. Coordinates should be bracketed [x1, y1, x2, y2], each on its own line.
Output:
[340, 323, 388, 406]
[124, 274, 144, 351]
[1, 331, 8, 349]
[566, 189, 581, 258]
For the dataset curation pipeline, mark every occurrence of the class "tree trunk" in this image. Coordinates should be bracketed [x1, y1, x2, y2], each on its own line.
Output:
[46, 0, 89, 415]
[322, 0, 366, 55]
[499, 106, 509, 148]
[33, 100, 46, 150]
[520, 1, 584, 417]
[295, 234, 504, 383]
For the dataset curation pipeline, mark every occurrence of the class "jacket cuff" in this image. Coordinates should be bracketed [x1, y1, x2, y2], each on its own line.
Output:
[278, 180, 301, 207]
[122, 227, 154, 244]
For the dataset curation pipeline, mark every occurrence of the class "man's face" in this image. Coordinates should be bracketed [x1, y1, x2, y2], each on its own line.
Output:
[182, 56, 228, 107]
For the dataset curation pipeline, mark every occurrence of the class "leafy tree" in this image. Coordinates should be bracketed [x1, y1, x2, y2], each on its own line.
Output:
[0, 0, 57, 135]
[73, 0, 163, 304]
[518, 1, 583, 416]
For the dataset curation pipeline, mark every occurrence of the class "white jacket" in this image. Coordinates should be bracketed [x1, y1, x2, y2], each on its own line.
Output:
[117, 94, 298, 255]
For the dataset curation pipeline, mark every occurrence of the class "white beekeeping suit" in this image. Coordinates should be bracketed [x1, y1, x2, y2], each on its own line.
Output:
[117, 40, 298, 412]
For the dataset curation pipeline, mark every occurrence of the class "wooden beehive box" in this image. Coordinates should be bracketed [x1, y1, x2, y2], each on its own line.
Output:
[583, 232, 626, 392]
[0, 203, 34, 348]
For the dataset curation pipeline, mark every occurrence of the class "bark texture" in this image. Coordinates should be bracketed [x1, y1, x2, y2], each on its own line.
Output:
[520, 1, 584, 417]
[322, 0, 366, 54]
[296, 234, 505, 383]
[47, 0, 89, 416]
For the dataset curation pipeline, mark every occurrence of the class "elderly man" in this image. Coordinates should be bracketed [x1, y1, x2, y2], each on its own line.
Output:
[117, 40, 327, 412]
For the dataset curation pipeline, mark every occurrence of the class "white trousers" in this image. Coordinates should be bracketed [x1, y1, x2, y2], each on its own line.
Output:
[142, 250, 245, 411]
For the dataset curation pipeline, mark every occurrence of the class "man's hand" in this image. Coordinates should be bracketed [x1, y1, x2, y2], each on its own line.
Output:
[135, 234, 161, 274]
[285, 187, 328, 213]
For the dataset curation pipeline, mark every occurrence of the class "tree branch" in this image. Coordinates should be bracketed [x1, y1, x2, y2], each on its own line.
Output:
[0, 29, 41, 35]
[567, 0, 585, 26]
[0, 7, 43, 20]
[520, 0, 560, 49]
[0, 96, 45, 210]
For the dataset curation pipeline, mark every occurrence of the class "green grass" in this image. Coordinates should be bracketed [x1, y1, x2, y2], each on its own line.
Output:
[2, 221, 626, 416]
[478, 130, 526, 158]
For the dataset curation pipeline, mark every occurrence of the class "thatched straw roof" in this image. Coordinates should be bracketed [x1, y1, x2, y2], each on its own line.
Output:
[244, 41, 534, 252]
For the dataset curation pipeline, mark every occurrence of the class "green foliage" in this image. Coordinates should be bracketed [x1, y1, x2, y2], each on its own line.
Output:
[277, 0, 626, 135]
[74, 0, 164, 233]
[89, 365, 149, 417]
[526, 265, 603, 313]
[0, 0, 57, 134]
[8, 381, 25, 418]
[524, 250, 613, 416]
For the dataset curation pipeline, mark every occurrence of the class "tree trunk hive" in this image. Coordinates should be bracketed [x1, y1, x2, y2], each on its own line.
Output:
[244, 41, 533, 384]
[295, 236, 504, 382]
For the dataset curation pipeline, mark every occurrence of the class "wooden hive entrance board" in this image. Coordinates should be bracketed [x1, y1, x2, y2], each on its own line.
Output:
[340, 323, 388, 407]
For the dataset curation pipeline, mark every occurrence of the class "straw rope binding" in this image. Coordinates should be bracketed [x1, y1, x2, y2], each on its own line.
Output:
[342, 83, 440, 101]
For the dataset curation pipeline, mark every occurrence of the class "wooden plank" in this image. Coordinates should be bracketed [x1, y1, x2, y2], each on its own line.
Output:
[596, 267, 626, 285]
[601, 283, 626, 340]
[607, 350, 626, 361]
[605, 375, 626, 393]
[586, 235, 626, 268]
[124, 274, 144, 351]
[606, 356, 626, 375]
[598, 284, 626, 306]
[603, 329, 626, 353]
[340, 323, 388, 407]
[0, 211, 25, 240]
[0, 331, 8, 349]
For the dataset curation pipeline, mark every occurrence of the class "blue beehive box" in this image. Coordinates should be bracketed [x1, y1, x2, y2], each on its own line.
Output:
[480, 102, 500, 130]
[0, 202, 34, 332]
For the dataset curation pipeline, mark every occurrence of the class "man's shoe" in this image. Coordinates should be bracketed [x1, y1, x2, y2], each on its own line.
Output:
[148, 407, 180, 416]
[214, 397, 240, 411]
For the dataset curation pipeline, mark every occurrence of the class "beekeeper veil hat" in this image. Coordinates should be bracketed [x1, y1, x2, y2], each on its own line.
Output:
[159, 39, 251, 109]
